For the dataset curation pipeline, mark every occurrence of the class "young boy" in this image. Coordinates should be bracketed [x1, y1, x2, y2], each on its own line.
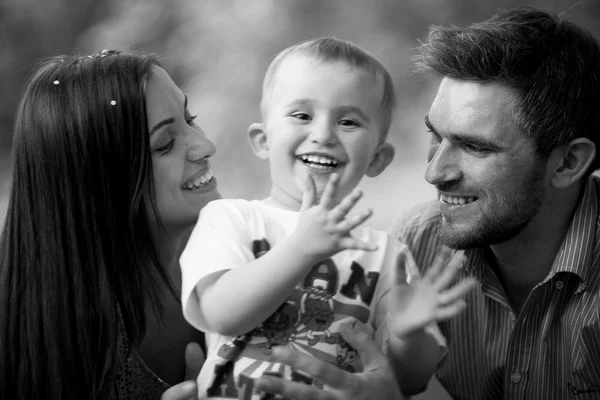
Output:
[180, 37, 474, 399]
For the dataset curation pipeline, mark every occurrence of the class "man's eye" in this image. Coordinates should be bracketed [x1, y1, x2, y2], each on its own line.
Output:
[154, 139, 175, 154]
[465, 144, 491, 155]
[428, 130, 441, 144]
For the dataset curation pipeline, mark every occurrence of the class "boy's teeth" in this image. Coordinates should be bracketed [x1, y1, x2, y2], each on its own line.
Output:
[300, 154, 339, 166]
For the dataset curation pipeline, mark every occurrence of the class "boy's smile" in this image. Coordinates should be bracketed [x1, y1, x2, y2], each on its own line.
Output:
[249, 55, 394, 210]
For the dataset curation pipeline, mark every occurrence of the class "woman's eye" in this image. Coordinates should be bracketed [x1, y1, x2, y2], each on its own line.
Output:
[154, 139, 175, 154]
[186, 114, 198, 126]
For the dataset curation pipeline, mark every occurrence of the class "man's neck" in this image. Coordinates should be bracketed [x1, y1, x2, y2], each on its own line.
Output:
[488, 184, 583, 312]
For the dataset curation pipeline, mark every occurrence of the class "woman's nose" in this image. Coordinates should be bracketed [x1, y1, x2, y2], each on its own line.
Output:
[187, 128, 216, 162]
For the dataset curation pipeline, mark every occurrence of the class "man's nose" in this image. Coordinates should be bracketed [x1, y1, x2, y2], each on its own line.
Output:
[425, 140, 461, 185]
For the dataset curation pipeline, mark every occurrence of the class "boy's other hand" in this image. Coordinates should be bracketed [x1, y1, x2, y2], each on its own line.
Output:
[388, 248, 477, 338]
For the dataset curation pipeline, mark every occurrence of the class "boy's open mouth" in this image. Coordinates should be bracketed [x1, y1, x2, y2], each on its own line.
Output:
[297, 154, 342, 170]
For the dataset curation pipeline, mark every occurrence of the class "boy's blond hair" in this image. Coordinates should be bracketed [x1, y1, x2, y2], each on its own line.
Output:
[261, 37, 397, 139]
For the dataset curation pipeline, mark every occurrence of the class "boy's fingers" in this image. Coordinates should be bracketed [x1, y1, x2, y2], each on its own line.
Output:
[331, 189, 363, 222]
[438, 278, 477, 305]
[319, 173, 339, 209]
[435, 299, 468, 321]
[338, 237, 378, 251]
[300, 174, 317, 212]
[337, 208, 372, 232]
[432, 257, 466, 291]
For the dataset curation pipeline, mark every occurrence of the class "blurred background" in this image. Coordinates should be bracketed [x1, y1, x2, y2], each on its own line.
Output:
[1, 0, 599, 398]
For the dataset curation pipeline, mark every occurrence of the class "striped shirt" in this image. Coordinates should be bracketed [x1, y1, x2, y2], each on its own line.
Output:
[393, 175, 600, 400]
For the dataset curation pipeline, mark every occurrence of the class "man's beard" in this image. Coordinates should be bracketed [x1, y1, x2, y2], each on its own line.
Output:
[438, 167, 545, 250]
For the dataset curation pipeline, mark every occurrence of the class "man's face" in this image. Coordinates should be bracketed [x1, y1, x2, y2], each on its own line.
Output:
[425, 77, 548, 249]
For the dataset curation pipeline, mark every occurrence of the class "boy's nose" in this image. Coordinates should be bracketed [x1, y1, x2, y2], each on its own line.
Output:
[308, 123, 337, 146]
[425, 141, 461, 185]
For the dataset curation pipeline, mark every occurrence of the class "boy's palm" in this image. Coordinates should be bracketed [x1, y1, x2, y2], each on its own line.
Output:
[293, 173, 376, 260]
[388, 249, 477, 338]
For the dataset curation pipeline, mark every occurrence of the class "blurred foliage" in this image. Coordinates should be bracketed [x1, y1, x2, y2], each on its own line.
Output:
[1, 0, 600, 230]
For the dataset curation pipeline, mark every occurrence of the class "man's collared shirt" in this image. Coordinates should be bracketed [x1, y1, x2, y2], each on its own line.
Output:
[394, 175, 600, 400]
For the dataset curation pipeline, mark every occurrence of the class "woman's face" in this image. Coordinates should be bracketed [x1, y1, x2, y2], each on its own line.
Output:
[145, 66, 221, 230]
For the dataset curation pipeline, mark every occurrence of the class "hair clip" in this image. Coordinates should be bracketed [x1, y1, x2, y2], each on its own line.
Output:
[110, 100, 117, 106]
[53, 80, 60, 85]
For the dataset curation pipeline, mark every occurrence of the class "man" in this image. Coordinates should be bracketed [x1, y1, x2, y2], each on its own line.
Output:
[394, 6, 600, 400]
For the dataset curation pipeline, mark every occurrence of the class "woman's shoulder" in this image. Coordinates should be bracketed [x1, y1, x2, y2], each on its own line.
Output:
[111, 309, 169, 400]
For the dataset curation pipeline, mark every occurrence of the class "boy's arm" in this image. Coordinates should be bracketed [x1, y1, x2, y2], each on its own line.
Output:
[192, 173, 376, 337]
[385, 248, 476, 395]
[386, 326, 444, 395]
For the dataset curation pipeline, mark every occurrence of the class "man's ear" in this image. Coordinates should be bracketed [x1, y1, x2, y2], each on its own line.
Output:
[366, 142, 395, 177]
[549, 138, 596, 189]
[248, 122, 269, 160]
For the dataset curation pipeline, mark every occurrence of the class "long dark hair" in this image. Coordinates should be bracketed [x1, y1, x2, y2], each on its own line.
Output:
[0, 51, 172, 399]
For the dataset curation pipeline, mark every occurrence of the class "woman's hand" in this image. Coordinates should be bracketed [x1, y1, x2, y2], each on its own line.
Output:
[160, 342, 205, 400]
[254, 322, 406, 400]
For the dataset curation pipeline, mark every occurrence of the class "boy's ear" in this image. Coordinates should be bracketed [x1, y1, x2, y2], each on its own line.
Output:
[548, 138, 596, 189]
[366, 142, 395, 177]
[248, 123, 269, 160]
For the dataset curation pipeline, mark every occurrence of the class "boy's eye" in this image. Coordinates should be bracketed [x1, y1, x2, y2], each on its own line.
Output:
[154, 139, 175, 154]
[339, 118, 359, 128]
[290, 112, 311, 121]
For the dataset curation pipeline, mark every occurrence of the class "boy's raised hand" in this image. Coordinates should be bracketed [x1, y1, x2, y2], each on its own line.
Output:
[387, 248, 477, 338]
[292, 173, 376, 261]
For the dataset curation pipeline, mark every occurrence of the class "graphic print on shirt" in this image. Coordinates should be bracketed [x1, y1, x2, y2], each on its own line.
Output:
[210, 238, 380, 398]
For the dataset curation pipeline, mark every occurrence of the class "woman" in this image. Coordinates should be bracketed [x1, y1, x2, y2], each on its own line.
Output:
[0, 50, 403, 400]
[0, 50, 216, 399]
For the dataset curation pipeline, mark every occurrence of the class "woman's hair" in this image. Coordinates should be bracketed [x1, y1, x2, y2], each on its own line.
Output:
[0, 50, 171, 399]
[413, 6, 600, 175]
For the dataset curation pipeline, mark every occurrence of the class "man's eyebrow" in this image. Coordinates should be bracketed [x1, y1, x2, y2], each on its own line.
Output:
[425, 115, 503, 149]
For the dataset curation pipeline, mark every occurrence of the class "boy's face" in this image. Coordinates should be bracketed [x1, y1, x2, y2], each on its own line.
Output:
[251, 55, 394, 210]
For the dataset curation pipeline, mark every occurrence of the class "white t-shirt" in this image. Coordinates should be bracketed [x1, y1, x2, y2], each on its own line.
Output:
[181, 199, 421, 399]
